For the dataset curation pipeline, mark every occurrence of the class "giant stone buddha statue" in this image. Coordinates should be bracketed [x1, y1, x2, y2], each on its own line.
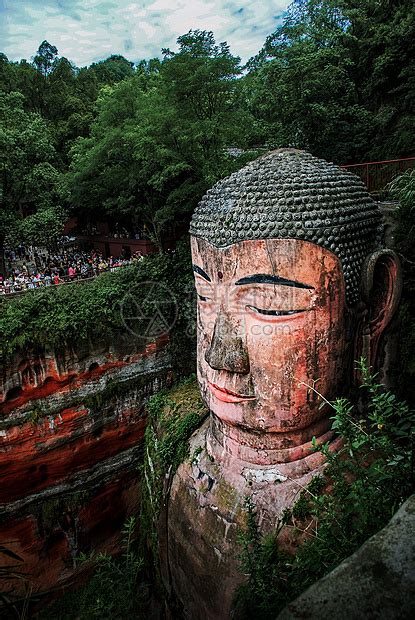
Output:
[162, 150, 401, 619]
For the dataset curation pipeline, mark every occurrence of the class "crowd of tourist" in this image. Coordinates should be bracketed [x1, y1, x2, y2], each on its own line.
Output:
[0, 246, 144, 296]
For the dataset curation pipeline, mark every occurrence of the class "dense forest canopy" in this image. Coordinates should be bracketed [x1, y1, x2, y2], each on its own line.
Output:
[0, 0, 414, 257]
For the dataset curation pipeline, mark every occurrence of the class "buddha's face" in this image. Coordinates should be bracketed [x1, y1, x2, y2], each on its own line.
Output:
[191, 236, 351, 433]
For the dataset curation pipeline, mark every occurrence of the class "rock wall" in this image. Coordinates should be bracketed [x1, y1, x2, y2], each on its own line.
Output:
[278, 495, 415, 620]
[0, 332, 171, 598]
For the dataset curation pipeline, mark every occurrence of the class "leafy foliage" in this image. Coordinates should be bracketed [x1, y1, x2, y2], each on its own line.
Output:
[32, 380, 205, 618]
[244, 1, 369, 162]
[141, 377, 207, 572]
[342, 0, 415, 159]
[244, 0, 414, 163]
[37, 517, 146, 620]
[235, 359, 415, 619]
[0, 91, 64, 255]
[0, 545, 27, 619]
[1, 7, 414, 257]
[389, 168, 415, 401]
[391, 167, 415, 255]
[64, 30, 257, 246]
[0, 240, 196, 369]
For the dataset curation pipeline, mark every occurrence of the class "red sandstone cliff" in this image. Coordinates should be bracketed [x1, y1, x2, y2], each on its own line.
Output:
[0, 333, 171, 599]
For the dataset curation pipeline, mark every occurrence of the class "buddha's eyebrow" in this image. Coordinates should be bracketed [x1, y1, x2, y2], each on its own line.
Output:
[235, 274, 314, 289]
[193, 264, 211, 282]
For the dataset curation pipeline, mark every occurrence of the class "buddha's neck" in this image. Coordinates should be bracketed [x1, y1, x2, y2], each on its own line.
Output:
[206, 412, 337, 467]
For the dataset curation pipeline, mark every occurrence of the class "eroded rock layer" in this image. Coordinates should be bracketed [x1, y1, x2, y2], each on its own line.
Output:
[0, 333, 171, 596]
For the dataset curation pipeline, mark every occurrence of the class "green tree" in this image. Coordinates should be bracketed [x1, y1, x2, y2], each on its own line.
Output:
[46, 56, 91, 160]
[65, 73, 183, 246]
[30, 40, 60, 117]
[245, 0, 374, 162]
[161, 30, 244, 163]
[89, 54, 135, 84]
[246, 0, 415, 163]
[341, 0, 415, 158]
[0, 43, 103, 161]
[65, 31, 255, 247]
[156, 30, 257, 227]
[389, 168, 415, 401]
[0, 91, 65, 272]
[33, 40, 59, 77]
[0, 53, 17, 93]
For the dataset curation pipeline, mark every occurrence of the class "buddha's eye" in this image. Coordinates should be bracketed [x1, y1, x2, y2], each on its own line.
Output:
[195, 278, 214, 303]
[239, 285, 312, 318]
[246, 305, 307, 317]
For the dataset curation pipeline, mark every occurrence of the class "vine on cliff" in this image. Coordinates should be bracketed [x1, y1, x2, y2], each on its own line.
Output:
[140, 376, 208, 575]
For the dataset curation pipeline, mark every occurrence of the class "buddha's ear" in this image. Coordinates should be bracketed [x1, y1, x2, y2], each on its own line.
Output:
[359, 249, 402, 368]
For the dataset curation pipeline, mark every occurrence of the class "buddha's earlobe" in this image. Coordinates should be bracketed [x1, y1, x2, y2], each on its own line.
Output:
[359, 249, 402, 369]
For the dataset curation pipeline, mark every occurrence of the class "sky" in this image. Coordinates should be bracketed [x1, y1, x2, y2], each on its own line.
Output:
[0, 0, 291, 67]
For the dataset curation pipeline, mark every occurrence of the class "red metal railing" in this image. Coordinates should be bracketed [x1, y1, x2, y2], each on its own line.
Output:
[341, 157, 415, 193]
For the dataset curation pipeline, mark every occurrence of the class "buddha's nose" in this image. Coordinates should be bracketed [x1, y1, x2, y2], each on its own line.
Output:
[205, 309, 250, 374]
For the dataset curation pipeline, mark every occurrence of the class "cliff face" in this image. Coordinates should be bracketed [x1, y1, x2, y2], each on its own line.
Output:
[0, 333, 171, 597]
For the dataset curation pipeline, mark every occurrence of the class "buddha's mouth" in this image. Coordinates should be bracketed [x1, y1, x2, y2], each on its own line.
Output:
[208, 381, 256, 403]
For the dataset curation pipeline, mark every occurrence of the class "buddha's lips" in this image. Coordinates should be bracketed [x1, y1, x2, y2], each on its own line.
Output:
[208, 382, 256, 403]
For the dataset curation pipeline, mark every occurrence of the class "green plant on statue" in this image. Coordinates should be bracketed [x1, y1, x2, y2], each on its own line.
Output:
[235, 358, 415, 619]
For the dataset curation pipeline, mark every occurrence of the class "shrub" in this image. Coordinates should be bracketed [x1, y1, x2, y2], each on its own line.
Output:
[235, 359, 415, 619]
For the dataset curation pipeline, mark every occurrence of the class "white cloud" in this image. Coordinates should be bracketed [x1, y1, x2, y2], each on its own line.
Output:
[1, 0, 290, 67]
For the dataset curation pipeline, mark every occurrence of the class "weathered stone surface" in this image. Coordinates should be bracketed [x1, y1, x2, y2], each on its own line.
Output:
[278, 495, 415, 620]
[0, 469, 140, 596]
[0, 333, 171, 597]
[164, 149, 402, 619]
[376, 201, 402, 390]
[192, 237, 349, 443]
[166, 420, 341, 620]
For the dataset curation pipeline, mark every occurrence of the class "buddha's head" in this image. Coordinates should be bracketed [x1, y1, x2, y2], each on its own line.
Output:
[189, 150, 401, 458]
